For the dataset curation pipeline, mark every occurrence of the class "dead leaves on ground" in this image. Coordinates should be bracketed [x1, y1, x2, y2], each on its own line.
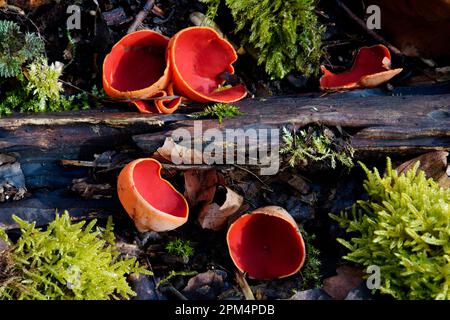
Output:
[323, 265, 365, 300]
[155, 138, 245, 231]
[198, 186, 244, 231]
[395, 151, 449, 188]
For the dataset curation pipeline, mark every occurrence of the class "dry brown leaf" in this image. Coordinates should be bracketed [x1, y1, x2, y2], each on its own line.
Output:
[184, 169, 223, 208]
[0, 154, 16, 166]
[198, 186, 244, 230]
[155, 137, 203, 165]
[395, 151, 449, 188]
[71, 178, 113, 200]
[323, 265, 365, 300]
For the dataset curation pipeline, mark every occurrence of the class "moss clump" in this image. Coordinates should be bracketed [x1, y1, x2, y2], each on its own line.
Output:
[280, 125, 354, 169]
[299, 232, 322, 290]
[330, 158, 450, 300]
[0, 20, 103, 116]
[0, 228, 8, 243]
[201, 0, 324, 79]
[165, 238, 195, 259]
[0, 20, 45, 78]
[0, 212, 149, 300]
[191, 103, 243, 124]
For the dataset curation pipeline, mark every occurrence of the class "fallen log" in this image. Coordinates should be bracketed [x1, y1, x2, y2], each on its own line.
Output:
[133, 94, 450, 156]
[0, 190, 116, 230]
[0, 92, 448, 229]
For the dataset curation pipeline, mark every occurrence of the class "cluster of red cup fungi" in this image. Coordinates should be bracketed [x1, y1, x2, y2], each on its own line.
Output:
[116, 158, 306, 280]
[103, 27, 247, 114]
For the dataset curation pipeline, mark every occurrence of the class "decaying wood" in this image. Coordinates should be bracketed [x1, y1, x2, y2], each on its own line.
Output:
[0, 93, 448, 229]
[0, 190, 115, 230]
[134, 94, 450, 156]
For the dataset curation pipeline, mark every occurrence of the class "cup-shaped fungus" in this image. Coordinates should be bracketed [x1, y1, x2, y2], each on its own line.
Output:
[168, 26, 247, 103]
[117, 158, 189, 232]
[103, 30, 181, 113]
[227, 206, 306, 280]
[133, 83, 182, 114]
[320, 44, 403, 91]
[103, 30, 171, 99]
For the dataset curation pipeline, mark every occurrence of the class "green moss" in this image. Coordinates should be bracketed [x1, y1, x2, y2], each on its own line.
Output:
[330, 158, 450, 300]
[201, 0, 324, 79]
[0, 20, 45, 78]
[299, 232, 322, 290]
[280, 125, 354, 169]
[165, 238, 195, 259]
[0, 228, 8, 244]
[0, 20, 103, 116]
[191, 103, 243, 124]
[0, 212, 149, 300]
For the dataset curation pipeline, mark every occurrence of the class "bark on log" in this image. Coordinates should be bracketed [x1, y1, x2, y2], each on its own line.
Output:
[133, 94, 450, 156]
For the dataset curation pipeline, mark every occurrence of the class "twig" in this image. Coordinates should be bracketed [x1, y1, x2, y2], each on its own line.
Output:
[145, 257, 161, 300]
[157, 270, 198, 289]
[60, 159, 107, 168]
[235, 270, 255, 300]
[127, 0, 155, 34]
[60, 159, 235, 172]
[160, 284, 188, 300]
[335, 0, 403, 56]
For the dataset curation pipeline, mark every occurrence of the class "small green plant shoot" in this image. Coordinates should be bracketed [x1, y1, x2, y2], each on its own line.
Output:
[191, 103, 243, 124]
[165, 238, 195, 258]
[280, 125, 354, 169]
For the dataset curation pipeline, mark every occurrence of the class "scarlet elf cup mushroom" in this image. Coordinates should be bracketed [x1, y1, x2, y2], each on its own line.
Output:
[117, 158, 189, 232]
[167, 26, 247, 103]
[320, 44, 403, 91]
[102, 29, 181, 114]
[227, 206, 306, 280]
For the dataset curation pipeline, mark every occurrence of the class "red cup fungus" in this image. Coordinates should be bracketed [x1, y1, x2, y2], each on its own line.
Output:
[168, 26, 247, 103]
[117, 158, 189, 232]
[133, 83, 183, 114]
[320, 44, 403, 91]
[227, 206, 306, 280]
[103, 30, 181, 114]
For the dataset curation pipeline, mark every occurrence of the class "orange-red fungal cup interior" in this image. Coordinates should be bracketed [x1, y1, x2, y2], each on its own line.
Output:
[168, 27, 247, 103]
[320, 44, 403, 90]
[227, 206, 306, 280]
[103, 30, 171, 99]
[117, 158, 189, 232]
